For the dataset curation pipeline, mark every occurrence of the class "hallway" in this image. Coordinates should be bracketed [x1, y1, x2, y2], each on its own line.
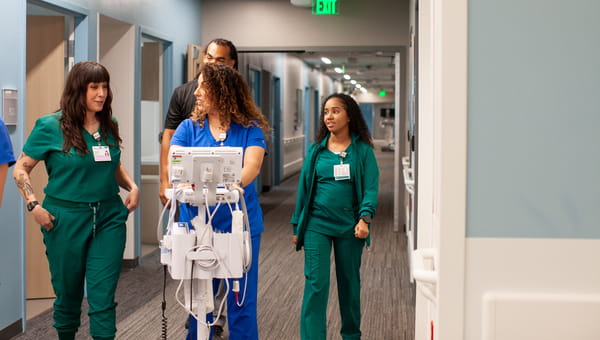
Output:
[13, 141, 415, 340]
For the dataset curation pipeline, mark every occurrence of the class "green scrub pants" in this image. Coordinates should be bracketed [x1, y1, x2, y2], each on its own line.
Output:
[301, 229, 365, 340]
[42, 196, 128, 340]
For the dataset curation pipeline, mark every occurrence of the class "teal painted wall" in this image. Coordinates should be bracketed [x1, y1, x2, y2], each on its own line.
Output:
[0, 0, 202, 332]
[468, 0, 600, 238]
[0, 1, 27, 332]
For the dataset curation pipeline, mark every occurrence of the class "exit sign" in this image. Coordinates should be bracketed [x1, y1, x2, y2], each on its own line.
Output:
[313, 0, 339, 15]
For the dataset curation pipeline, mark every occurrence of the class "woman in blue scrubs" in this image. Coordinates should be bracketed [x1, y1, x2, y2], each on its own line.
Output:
[171, 63, 269, 340]
[0, 117, 16, 206]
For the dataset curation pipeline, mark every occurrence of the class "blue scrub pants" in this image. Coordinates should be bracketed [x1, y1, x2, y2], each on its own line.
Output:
[187, 233, 261, 340]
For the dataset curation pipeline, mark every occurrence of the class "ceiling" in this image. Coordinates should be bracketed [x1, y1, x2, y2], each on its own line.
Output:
[292, 49, 398, 97]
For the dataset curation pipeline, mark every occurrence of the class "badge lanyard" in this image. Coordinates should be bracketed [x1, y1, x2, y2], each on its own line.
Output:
[92, 131, 111, 162]
[333, 151, 350, 181]
[218, 132, 227, 147]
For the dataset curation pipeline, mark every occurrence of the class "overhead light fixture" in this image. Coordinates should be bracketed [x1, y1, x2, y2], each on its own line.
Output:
[290, 0, 311, 7]
[343, 74, 351, 80]
[334, 67, 343, 73]
[360, 88, 367, 93]
[350, 80, 357, 85]
[356, 84, 362, 89]
[321, 57, 332, 64]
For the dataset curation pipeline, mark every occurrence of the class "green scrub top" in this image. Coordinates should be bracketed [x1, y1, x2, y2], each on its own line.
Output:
[23, 112, 121, 203]
[307, 145, 358, 237]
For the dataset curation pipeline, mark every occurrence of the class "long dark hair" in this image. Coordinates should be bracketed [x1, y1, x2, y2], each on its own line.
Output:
[191, 63, 270, 138]
[315, 93, 374, 147]
[59, 61, 121, 154]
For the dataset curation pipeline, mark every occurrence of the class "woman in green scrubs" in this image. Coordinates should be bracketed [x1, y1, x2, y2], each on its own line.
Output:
[291, 93, 379, 340]
[13, 61, 138, 340]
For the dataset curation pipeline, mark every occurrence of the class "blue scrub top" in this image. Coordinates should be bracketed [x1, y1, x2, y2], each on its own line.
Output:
[171, 118, 266, 235]
[0, 118, 16, 167]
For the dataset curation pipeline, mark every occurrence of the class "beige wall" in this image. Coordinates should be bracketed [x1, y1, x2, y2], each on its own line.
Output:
[201, 0, 409, 50]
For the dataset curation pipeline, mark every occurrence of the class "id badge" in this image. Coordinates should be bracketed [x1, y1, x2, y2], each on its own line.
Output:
[334, 163, 350, 181]
[92, 146, 111, 162]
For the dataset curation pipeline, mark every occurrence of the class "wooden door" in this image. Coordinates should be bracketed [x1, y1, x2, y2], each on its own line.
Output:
[25, 15, 65, 299]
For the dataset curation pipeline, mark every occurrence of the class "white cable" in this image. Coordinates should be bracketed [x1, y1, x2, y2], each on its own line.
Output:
[237, 189, 252, 272]
[156, 198, 170, 243]
[174, 279, 194, 315]
[205, 194, 221, 227]
[174, 278, 210, 340]
[208, 278, 230, 328]
[168, 183, 177, 230]
[236, 272, 249, 307]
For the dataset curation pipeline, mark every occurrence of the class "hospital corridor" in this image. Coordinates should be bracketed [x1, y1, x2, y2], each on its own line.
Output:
[2, 1, 600, 340]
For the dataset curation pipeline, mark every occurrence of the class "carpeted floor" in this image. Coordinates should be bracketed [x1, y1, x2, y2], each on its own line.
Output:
[12, 143, 414, 340]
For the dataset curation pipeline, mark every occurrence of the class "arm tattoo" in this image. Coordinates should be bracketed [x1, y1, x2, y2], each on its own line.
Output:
[18, 153, 34, 171]
[15, 173, 35, 198]
[22, 161, 34, 171]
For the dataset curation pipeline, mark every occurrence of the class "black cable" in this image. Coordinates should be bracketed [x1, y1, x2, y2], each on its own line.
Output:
[161, 265, 168, 339]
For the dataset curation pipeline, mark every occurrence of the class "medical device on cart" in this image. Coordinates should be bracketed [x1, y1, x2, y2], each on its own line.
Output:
[157, 146, 251, 340]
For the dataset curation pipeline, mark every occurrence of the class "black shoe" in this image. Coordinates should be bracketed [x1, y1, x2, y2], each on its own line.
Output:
[214, 325, 224, 337]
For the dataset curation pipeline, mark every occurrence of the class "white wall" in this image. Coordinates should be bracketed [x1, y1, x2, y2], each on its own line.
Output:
[141, 100, 161, 163]
[99, 15, 137, 260]
[201, 0, 408, 49]
[413, 1, 600, 340]
[466, 238, 600, 340]
[237, 51, 340, 179]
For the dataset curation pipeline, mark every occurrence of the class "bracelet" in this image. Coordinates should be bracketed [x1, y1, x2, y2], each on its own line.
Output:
[27, 200, 39, 212]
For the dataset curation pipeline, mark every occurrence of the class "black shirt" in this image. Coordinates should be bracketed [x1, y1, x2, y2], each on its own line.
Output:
[164, 80, 197, 130]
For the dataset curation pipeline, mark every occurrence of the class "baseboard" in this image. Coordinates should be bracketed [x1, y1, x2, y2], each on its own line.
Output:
[122, 257, 139, 269]
[0, 319, 22, 339]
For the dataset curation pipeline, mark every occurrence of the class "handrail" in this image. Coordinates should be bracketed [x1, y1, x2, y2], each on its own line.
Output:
[402, 156, 410, 168]
[402, 168, 414, 194]
[412, 248, 438, 304]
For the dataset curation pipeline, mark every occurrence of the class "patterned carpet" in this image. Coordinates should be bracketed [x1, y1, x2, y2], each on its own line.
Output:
[12, 143, 414, 340]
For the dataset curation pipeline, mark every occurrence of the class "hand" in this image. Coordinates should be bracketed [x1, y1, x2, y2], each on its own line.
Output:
[292, 235, 298, 244]
[228, 183, 245, 194]
[159, 182, 171, 207]
[124, 188, 140, 212]
[354, 220, 369, 239]
[32, 205, 55, 231]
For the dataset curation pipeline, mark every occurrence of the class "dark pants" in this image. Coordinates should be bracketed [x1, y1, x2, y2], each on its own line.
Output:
[43, 196, 128, 340]
[301, 230, 365, 340]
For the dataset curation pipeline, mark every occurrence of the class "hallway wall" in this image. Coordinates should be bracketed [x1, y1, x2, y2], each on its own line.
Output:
[201, 0, 408, 49]
[0, 1, 26, 335]
[465, 0, 600, 339]
[238, 51, 342, 179]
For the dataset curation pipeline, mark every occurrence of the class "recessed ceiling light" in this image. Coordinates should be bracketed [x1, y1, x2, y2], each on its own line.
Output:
[350, 80, 357, 85]
[334, 67, 343, 73]
[321, 57, 332, 64]
[343, 74, 351, 80]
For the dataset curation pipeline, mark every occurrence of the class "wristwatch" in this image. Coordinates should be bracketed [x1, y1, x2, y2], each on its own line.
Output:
[27, 201, 39, 212]
[360, 215, 372, 224]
